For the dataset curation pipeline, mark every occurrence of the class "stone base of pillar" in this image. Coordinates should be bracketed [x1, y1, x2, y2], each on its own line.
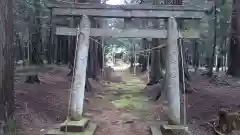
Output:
[149, 122, 191, 135]
[46, 118, 97, 135]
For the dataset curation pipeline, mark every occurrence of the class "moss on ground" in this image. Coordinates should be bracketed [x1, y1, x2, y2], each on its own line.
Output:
[111, 96, 149, 110]
[107, 75, 150, 111]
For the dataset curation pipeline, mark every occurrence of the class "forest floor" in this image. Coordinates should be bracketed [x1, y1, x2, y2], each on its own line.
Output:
[14, 65, 240, 135]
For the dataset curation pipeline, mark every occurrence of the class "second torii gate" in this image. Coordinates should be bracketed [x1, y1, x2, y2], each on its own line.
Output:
[46, 2, 211, 135]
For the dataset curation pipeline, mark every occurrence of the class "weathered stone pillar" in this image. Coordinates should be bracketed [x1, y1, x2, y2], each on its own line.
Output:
[166, 17, 180, 124]
[70, 15, 90, 120]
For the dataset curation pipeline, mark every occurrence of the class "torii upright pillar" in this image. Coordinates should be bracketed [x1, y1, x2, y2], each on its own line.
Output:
[46, 15, 97, 135]
[70, 15, 90, 121]
[166, 17, 181, 124]
[149, 17, 191, 135]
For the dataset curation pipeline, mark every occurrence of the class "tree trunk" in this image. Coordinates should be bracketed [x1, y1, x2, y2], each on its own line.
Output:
[148, 18, 162, 85]
[227, 0, 240, 76]
[25, 0, 42, 83]
[149, 38, 161, 85]
[63, 36, 69, 64]
[98, 39, 103, 72]
[133, 43, 137, 75]
[87, 18, 99, 79]
[67, 38, 76, 76]
[140, 38, 148, 72]
[208, 1, 217, 76]
[88, 40, 95, 78]
[67, 18, 76, 76]
[159, 47, 166, 70]
[47, 9, 53, 64]
[56, 36, 61, 64]
[179, 39, 192, 94]
[193, 40, 199, 71]
[16, 34, 24, 63]
[0, 0, 14, 133]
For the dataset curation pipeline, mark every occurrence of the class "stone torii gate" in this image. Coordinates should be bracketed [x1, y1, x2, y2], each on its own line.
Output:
[46, 2, 211, 135]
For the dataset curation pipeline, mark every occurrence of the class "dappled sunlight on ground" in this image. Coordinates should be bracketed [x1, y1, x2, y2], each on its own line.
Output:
[107, 61, 130, 71]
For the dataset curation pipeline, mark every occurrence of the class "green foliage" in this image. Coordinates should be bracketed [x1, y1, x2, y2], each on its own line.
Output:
[199, 0, 232, 58]
[14, 0, 50, 63]
[216, 0, 232, 53]
[14, 0, 50, 35]
[104, 38, 132, 57]
[7, 118, 16, 135]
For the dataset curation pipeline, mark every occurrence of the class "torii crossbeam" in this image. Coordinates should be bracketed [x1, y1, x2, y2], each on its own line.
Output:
[48, 2, 210, 19]
[47, 2, 211, 39]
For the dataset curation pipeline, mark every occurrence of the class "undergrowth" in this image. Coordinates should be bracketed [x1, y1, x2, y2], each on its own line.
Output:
[7, 119, 16, 135]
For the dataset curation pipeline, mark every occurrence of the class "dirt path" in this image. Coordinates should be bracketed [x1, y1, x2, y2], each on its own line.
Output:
[85, 71, 162, 135]
[15, 69, 162, 135]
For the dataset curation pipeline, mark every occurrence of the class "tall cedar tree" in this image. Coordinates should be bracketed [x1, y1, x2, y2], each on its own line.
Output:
[0, 0, 15, 133]
[228, 0, 240, 76]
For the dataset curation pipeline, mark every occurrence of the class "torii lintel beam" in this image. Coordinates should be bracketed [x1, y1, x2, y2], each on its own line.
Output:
[48, 3, 211, 19]
[55, 27, 200, 39]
